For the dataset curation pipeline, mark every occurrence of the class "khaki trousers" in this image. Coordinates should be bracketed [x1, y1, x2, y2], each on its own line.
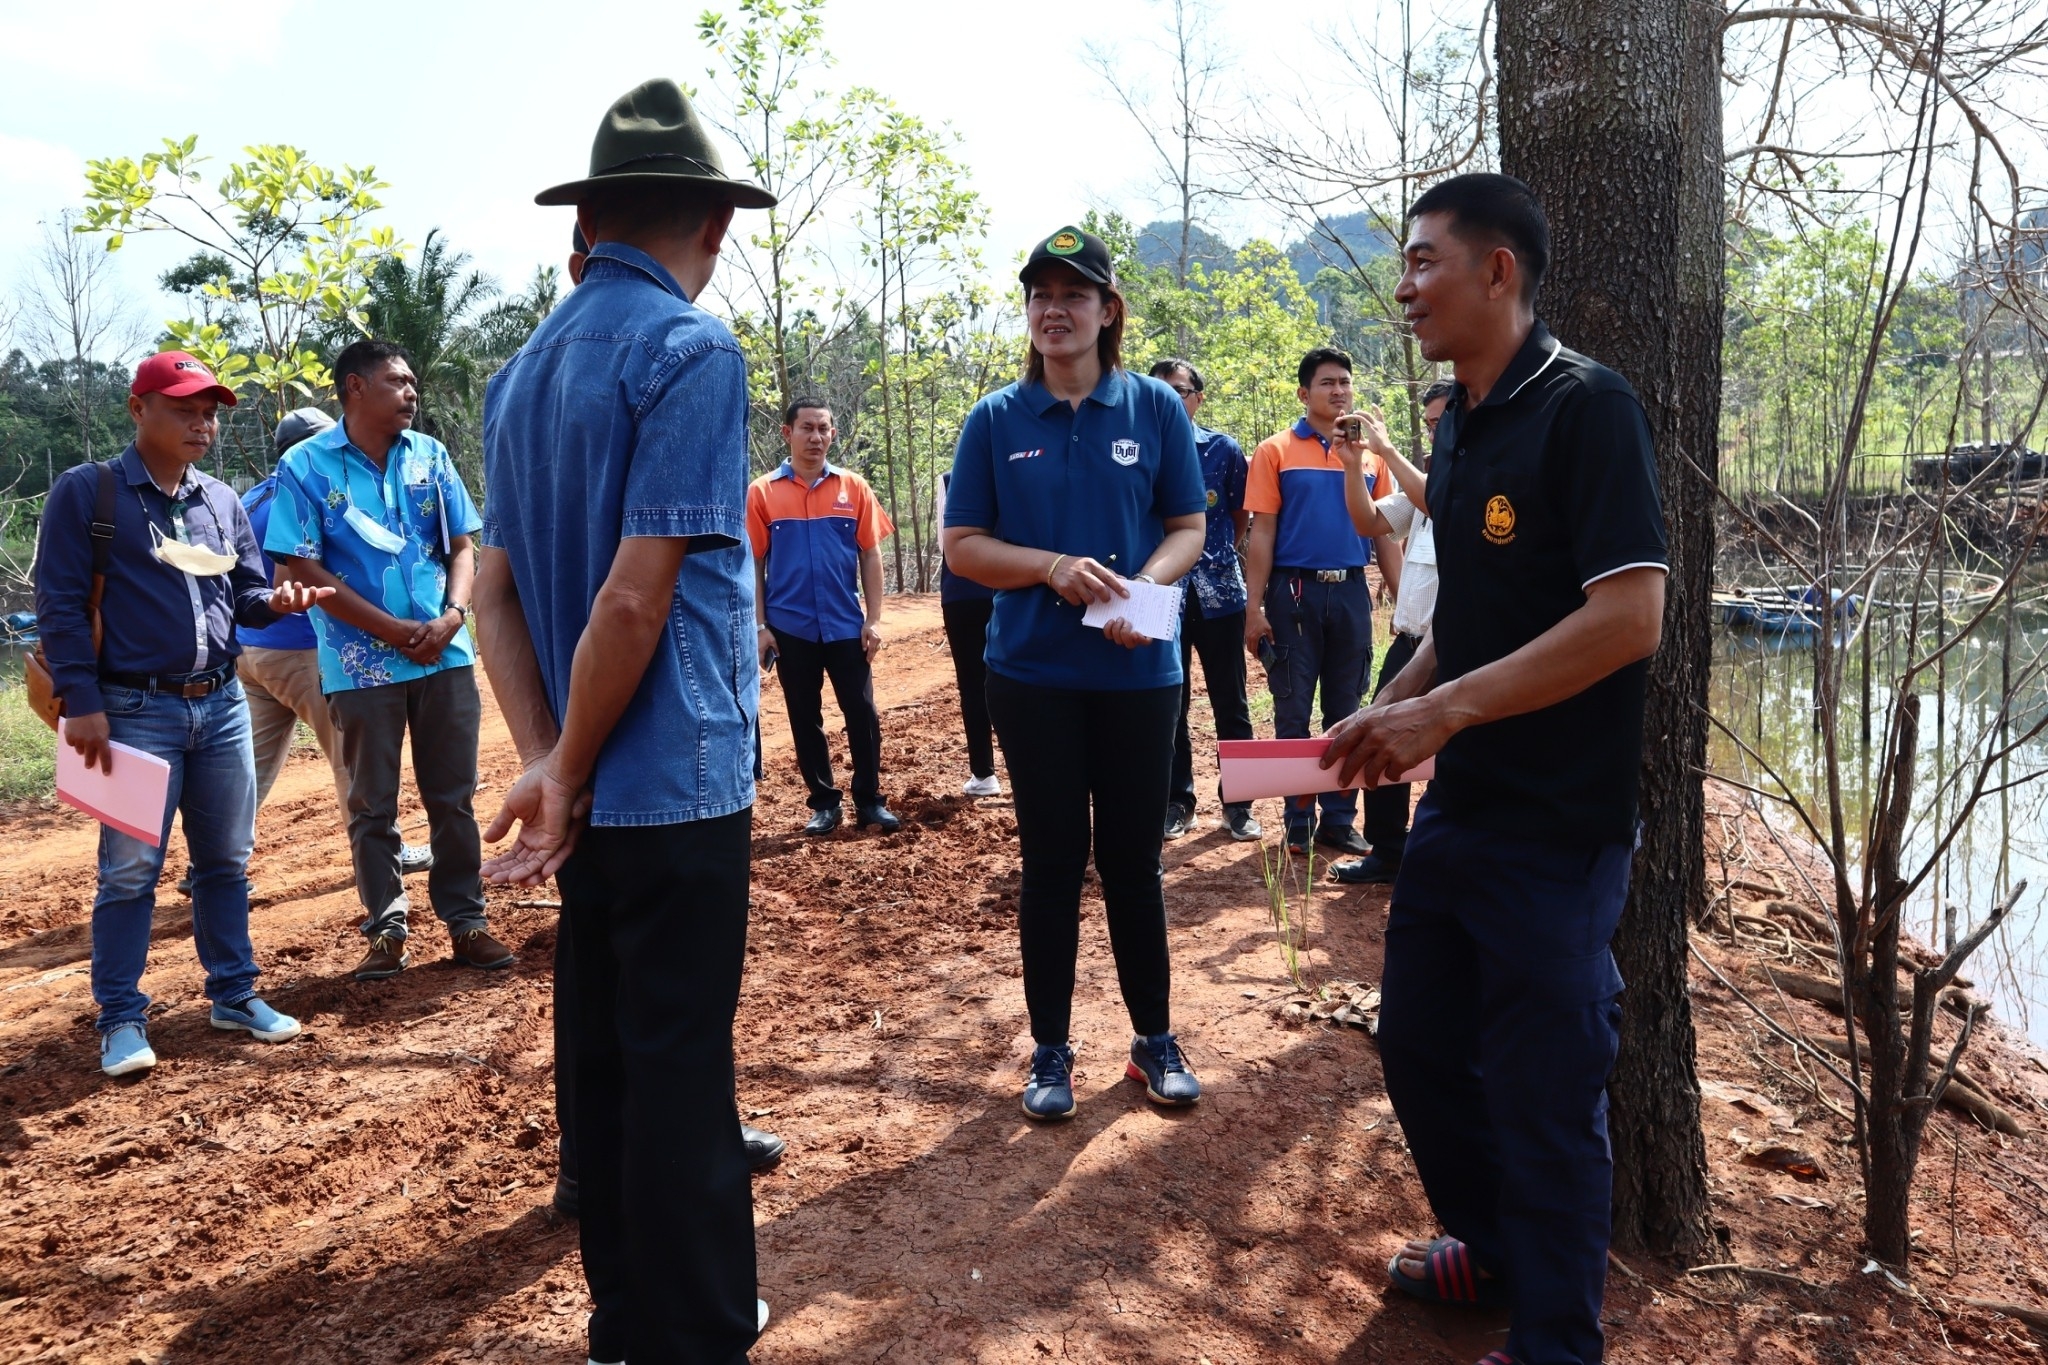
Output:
[236, 646, 348, 809]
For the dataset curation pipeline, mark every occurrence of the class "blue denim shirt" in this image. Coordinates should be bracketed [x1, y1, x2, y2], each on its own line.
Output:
[1186, 424, 1248, 619]
[480, 242, 757, 827]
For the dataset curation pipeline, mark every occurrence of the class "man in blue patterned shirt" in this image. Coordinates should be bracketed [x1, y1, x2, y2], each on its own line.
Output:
[1150, 359, 1259, 842]
[267, 340, 512, 982]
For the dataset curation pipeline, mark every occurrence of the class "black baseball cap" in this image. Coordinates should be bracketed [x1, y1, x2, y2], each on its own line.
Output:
[1020, 225, 1115, 287]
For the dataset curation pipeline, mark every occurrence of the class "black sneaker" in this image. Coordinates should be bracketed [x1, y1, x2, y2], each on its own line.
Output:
[1330, 853, 1401, 884]
[1315, 823, 1369, 856]
[1126, 1032, 1200, 1106]
[1163, 804, 1194, 840]
[1223, 806, 1262, 841]
[1285, 822, 1314, 855]
[1022, 1043, 1077, 1121]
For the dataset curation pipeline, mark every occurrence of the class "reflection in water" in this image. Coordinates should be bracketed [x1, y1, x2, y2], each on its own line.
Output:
[1709, 601, 2048, 1044]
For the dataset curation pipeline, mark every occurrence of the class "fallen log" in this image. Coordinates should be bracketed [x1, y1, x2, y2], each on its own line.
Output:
[1962, 1298, 2048, 1333]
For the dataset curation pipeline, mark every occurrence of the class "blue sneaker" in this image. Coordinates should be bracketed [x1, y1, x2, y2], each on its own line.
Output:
[1022, 1043, 1077, 1121]
[1127, 1032, 1201, 1106]
[100, 1022, 157, 1077]
[211, 997, 302, 1043]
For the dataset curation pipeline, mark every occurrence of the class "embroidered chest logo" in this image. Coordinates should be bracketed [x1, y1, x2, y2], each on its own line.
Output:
[1205, 488, 1219, 508]
[1109, 439, 1141, 467]
[1483, 494, 1517, 545]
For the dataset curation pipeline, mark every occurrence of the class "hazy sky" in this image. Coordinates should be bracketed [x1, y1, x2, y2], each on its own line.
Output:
[0, 0, 1373, 339]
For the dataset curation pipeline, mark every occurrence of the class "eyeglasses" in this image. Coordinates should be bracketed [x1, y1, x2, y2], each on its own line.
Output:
[1169, 385, 1198, 398]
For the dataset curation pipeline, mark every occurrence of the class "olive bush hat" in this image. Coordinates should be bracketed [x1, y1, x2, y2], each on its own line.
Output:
[536, 78, 776, 210]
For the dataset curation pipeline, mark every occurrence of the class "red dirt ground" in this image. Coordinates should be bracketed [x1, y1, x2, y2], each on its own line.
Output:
[5, 594, 2048, 1363]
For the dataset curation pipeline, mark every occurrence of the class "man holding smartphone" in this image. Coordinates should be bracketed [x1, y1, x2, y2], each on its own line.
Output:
[1242, 348, 1400, 855]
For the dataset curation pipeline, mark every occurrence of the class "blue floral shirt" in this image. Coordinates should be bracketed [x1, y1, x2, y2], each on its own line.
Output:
[263, 423, 482, 693]
[1187, 424, 1249, 618]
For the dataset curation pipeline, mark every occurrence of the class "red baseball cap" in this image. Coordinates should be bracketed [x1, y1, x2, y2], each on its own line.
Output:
[131, 351, 238, 406]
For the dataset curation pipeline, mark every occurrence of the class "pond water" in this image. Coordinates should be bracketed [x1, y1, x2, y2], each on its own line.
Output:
[1709, 590, 2048, 1044]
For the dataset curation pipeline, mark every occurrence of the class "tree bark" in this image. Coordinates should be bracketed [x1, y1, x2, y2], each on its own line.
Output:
[1497, 0, 1717, 1262]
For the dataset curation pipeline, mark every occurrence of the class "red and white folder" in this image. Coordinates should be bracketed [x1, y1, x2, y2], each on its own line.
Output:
[1216, 738, 1435, 804]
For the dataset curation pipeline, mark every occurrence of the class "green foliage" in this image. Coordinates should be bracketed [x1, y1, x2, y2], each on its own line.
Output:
[75, 136, 404, 438]
[0, 351, 134, 498]
[0, 685, 55, 805]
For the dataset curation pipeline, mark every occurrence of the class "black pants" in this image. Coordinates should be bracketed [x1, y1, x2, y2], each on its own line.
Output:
[941, 597, 996, 780]
[1361, 631, 1423, 861]
[771, 629, 882, 810]
[327, 665, 485, 941]
[1170, 595, 1254, 817]
[554, 813, 757, 1365]
[986, 672, 1179, 1046]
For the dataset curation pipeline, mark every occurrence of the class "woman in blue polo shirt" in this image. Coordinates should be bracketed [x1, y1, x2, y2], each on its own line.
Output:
[942, 225, 1207, 1122]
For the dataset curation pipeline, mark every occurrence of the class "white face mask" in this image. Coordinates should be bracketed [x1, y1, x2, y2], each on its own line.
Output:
[149, 522, 238, 577]
[344, 503, 408, 555]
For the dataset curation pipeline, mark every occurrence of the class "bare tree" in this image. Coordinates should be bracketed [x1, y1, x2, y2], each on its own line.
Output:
[18, 211, 148, 464]
[1085, 0, 1232, 319]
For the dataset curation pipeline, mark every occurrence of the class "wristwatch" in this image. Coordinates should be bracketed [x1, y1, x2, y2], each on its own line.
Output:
[445, 603, 468, 619]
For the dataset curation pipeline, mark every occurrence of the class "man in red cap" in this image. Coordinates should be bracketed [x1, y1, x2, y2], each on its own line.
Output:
[32, 352, 333, 1079]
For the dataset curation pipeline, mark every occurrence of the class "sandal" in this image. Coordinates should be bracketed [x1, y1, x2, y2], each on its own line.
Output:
[1385, 1235, 1507, 1307]
[1476, 1354, 1517, 1365]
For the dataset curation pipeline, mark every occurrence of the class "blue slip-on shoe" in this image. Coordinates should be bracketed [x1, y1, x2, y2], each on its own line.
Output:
[1127, 1032, 1201, 1106]
[100, 1022, 157, 1077]
[211, 997, 302, 1043]
[1022, 1043, 1078, 1122]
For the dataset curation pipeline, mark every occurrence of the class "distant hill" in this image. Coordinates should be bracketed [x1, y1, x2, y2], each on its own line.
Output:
[1134, 219, 1235, 276]
[1285, 213, 1395, 282]
[1134, 214, 1394, 285]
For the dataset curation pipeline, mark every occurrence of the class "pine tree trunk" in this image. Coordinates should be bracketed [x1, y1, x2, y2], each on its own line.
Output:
[1498, 0, 1717, 1263]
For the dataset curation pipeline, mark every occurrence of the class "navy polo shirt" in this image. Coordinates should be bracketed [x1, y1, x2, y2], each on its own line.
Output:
[1426, 322, 1669, 843]
[945, 369, 1204, 690]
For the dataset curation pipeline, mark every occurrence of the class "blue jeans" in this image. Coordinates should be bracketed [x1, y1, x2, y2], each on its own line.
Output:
[1260, 571, 1374, 830]
[92, 678, 262, 1032]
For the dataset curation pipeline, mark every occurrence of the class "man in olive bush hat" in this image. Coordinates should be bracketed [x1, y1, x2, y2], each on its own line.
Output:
[474, 77, 775, 1364]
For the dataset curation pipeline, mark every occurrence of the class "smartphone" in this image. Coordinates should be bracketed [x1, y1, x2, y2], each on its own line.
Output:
[1256, 637, 1279, 671]
[1337, 415, 1365, 443]
[763, 646, 779, 674]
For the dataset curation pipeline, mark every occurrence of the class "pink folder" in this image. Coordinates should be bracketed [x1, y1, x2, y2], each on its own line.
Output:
[1216, 738, 1435, 803]
[56, 720, 172, 846]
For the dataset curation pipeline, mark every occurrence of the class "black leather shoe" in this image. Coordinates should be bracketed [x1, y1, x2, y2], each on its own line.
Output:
[1330, 853, 1401, 885]
[742, 1123, 787, 1171]
[804, 807, 843, 836]
[854, 803, 901, 833]
[1315, 823, 1370, 856]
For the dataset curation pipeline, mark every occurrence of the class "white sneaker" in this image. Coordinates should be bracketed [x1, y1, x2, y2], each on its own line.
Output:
[759, 1297, 771, 1330]
[963, 774, 1001, 798]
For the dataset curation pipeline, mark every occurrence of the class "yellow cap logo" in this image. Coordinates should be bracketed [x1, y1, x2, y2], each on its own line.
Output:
[1048, 230, 1082, 255]
[1483, 494, 1516, 545]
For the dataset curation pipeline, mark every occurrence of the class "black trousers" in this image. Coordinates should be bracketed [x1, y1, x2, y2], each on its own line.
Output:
[986, 672, 1179, 1046]
[941, 597, 996, 780]
[771, 629, 882, 810]
[1361, 631, 1423, 860]
[326, 665, 486, 941]
[554, 813, 757, 1365]
[1170, 595, 1254, 816]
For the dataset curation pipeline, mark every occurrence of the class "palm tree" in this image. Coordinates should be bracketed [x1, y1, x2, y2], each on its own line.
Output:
[351, 229, 500, 443]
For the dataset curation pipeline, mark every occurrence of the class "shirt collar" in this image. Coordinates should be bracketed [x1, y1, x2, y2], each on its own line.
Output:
[1460, 320, 1564, 411]
[579, 242, 692, 302]
[772, 458, 840, 487]
[1018, 367, 1125, 415]
[120, 443, 203, 500]
[318, 419, 414, 469]
[1290, 416, 1332, 450]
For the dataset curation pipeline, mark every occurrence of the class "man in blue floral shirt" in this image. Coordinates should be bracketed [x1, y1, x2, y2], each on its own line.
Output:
[267, 339, 512, 981]
[1150, 358, 1259, 842]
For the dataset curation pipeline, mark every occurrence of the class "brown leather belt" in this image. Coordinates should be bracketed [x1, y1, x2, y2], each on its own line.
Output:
[101, 661, 236, 697]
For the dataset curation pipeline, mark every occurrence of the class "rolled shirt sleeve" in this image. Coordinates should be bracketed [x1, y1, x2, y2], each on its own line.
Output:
[623, 343, 750, 549]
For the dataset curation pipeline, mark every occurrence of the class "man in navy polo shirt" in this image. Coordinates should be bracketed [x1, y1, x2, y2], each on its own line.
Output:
[746, 397, 899, 836]
[1149, 357, 1258, 843]
[1323, 173, 1668, 1365]
[1243, 348, 1399, 855]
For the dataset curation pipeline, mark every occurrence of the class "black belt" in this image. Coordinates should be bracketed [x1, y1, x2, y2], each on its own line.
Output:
[101, 660, 237, 698]
[1278, 566, 1365, 583]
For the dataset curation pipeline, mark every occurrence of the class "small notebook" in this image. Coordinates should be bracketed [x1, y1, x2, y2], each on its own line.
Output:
[1080, 577, 1181, 641]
